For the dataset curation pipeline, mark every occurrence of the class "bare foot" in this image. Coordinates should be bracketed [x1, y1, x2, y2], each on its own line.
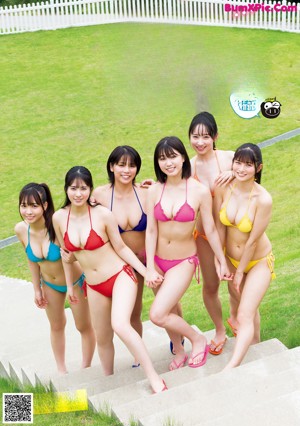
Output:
[188, 335, 208, 367]
[151, 378, 168, 393]
[169, 352, 188, 371]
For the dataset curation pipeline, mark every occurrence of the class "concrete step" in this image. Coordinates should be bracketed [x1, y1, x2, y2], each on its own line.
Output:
[90, 338, 288, 420]
[200, 389, 300, 426]
[49, 323, 200, 393]
[50, 325, 198, 394]
[51, 345, 168, 393]
[135, 347, 300, 426]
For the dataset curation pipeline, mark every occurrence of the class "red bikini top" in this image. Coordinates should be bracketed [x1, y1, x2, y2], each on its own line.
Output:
[64, 206, 107, 252]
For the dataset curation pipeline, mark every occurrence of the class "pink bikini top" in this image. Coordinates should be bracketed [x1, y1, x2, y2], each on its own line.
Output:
[154, 179, 195, 223]
[64, 206, 107, 252]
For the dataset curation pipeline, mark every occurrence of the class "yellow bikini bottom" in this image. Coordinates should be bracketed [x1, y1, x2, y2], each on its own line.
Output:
[226, 251, 276, 280]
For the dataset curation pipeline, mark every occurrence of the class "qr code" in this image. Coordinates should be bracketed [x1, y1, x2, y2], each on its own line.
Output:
[3, 393, 33, 424]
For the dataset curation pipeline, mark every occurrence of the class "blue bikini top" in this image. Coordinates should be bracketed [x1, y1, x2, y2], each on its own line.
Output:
[110, 185, 147, 234]
[25, 225, 61, 263]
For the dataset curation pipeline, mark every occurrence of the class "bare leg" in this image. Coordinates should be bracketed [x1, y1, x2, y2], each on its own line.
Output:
[224, 261, 271, 370]
[86, 287, 114, 376]
[197, 237, 226, 345]
[227, 282, 240, 334]
[131, 273, 144, 366]
[111, 271, 165, 393]
[43, 286, 67, 374]
[253, 310, 261, 344]
[152, 264, 184, 355]
[150, 261, 207, 367]
[131, 273, 144, 337]
[70, 284, 96, 368]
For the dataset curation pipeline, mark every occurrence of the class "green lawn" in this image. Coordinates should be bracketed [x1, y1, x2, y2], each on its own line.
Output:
[0, 22, 299, 425]
[1, 19, 299, 345]
[0, 23, 299, 240]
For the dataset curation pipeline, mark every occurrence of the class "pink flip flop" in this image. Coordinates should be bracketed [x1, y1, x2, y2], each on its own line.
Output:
[188, 345, 210, 368]
[169, 354, 188, 371]
[152, 379, 168, 394]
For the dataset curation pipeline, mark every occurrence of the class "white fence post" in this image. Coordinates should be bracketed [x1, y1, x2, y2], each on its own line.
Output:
[0, 0, 299, 35]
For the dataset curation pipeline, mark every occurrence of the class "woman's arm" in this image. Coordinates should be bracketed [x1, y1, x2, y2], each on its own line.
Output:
[52, 211, 77, 304]
[104, 209, 147, 277]
[199, 187, 231, 280]
[214, 170, 235, 187]
[233, 191, 272, 292]
[145, 185, 162, 288]
[214, 151, 235, 187]
[140, 178, 156, 188]
[14, 223, 48, 308]
[90, 186, 106, 206]
[213, 186, 226, 247]
[27, 260, 48, 308]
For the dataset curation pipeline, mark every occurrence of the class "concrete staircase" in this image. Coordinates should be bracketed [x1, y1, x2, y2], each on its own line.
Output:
[1, 275, 300, 425]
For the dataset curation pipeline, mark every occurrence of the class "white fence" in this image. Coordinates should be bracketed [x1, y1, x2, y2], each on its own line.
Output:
[0, 0, 299, 34]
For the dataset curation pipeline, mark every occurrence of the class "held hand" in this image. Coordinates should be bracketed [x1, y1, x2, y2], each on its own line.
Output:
[34, 290, 48, 309]
[214, 171, 234, 187]
[145, 268, 164, 289]
[67, 287, 79, 304]
[233, 271, 244, 294]
[89, 196, 97, 206]
[214, 257, 234, 281]
[154, 273, 164, 285]
[140, 179, 156, 189]
[60, 248, 76, 263]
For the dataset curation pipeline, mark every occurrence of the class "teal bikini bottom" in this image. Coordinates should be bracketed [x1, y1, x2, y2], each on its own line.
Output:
[40, 273, 85, 293]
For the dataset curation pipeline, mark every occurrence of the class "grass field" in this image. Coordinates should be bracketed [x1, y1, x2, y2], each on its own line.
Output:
[0, 23, 300, 239]
[1, 19, 299, 343]
[0, 22, 299, 425]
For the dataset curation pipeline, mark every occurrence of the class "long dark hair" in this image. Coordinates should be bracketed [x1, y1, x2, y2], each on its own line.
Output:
[188, 112, 218, 149]
[62, 166, 94, 207]
[154, 136, 191, 183]
[106, 145, 141, 185]
[233, 143, 263, 184]
[19, 183, 56, 242]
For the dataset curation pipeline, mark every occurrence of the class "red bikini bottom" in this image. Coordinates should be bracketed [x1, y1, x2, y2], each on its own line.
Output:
[82, 264, 137, 298]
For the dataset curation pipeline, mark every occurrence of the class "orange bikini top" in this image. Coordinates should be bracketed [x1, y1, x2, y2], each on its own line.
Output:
[193, 150, 221, 197]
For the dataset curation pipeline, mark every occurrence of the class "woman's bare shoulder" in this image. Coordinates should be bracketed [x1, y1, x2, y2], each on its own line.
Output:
[257, 184, 272, 207]
[92, 184, 111, 205]
[92, 203, 112, 217]
[147, 181, 161, 194]
[14, 221, 26, 237]
[189, 177, 209, 193]
[53, 207, 68, 222]
[134, 184, 148, 201]
[217, 149, 234, 166]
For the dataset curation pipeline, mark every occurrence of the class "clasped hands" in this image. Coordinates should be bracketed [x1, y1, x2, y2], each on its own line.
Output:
[145, 268, 164, 289]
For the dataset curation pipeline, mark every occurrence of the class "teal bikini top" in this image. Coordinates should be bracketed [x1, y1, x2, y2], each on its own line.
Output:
[25, 225, 61, 263]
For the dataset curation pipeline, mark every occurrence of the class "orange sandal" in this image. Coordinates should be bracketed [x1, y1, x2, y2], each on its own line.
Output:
[227, 318, 238, 337]
[209, 337, 227, 355]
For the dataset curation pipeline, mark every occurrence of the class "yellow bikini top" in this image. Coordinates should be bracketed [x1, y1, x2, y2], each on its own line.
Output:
[219, 184, 254, 233]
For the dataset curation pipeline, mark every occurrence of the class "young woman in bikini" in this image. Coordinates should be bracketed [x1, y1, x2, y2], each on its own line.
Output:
[189, 112, 235, 355]
[53, 166, 166, 393]
[214, 143, 275, 369]
[146, 136, 232, 371]
[91, 146, 183, 360]
[91, 146, 147, 367]
[15, 183, 95, 374]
